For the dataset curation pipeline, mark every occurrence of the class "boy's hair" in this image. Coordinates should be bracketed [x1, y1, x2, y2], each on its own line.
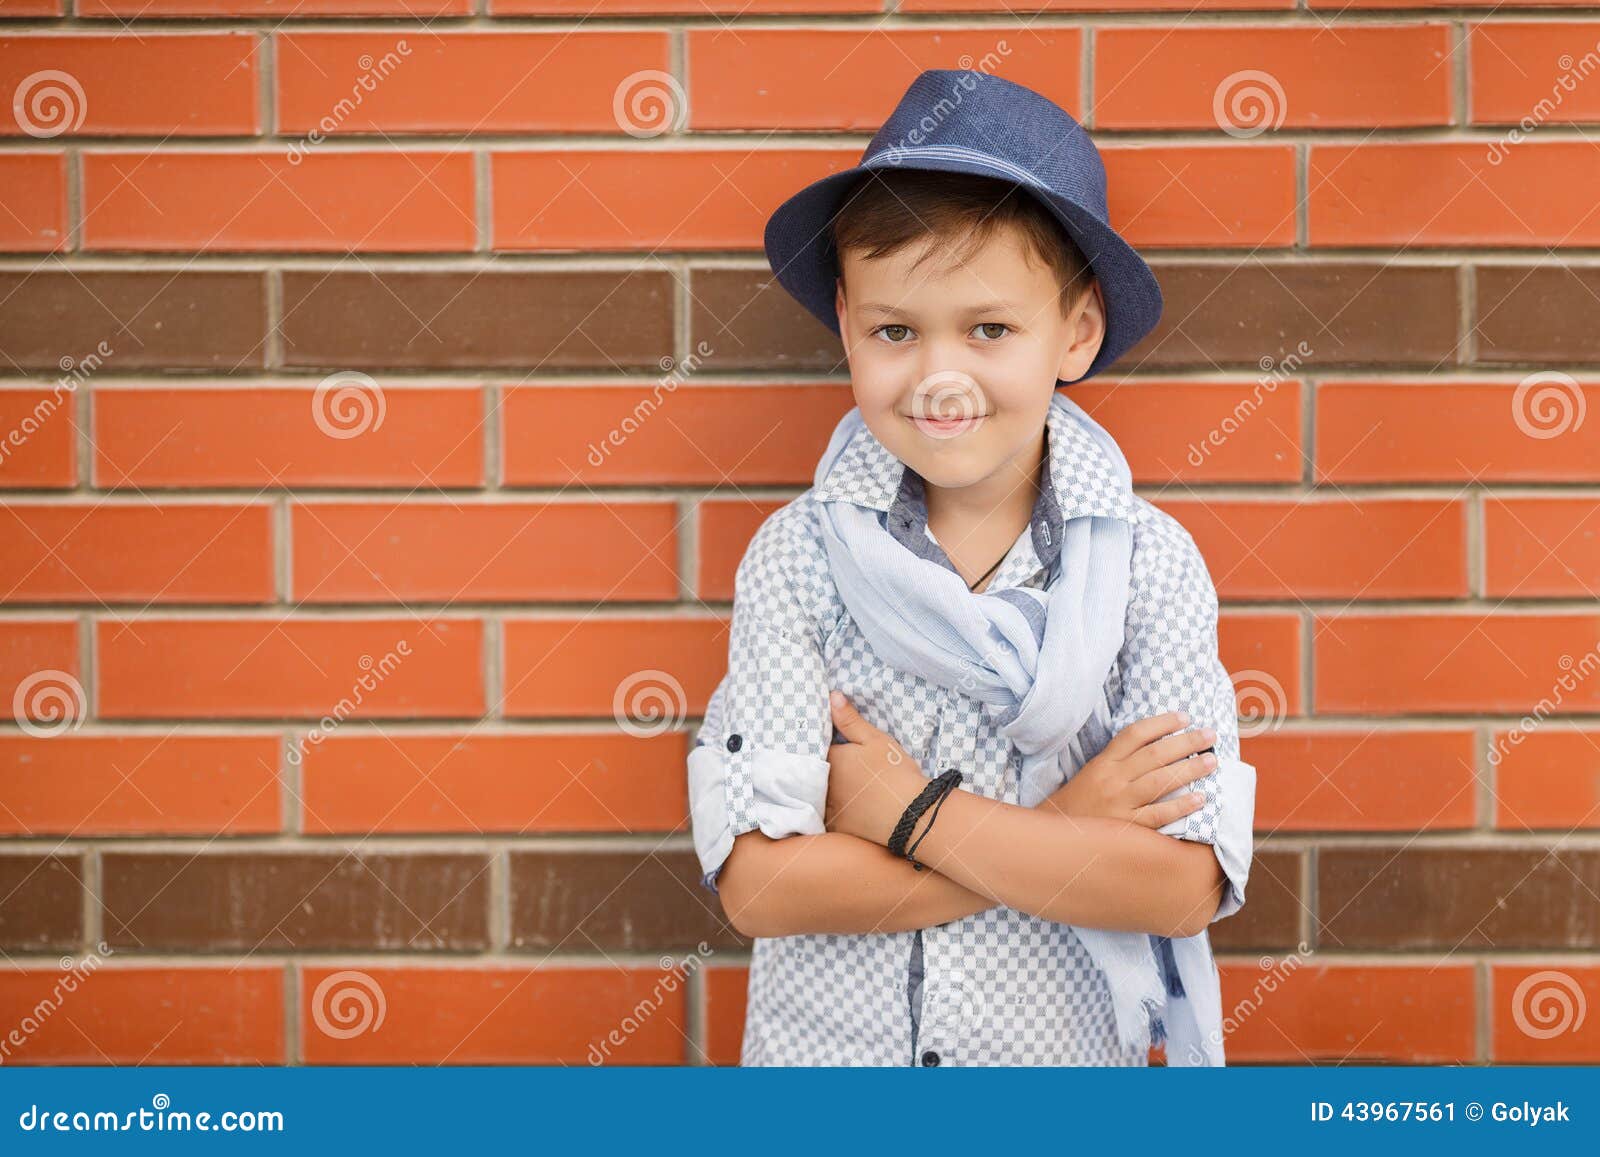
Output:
[829, 168, 1096, 322]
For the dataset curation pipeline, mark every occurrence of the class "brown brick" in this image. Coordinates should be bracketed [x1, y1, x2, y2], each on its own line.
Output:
[508, 848, 738, 952]
[0, 271, 265, 370]
[101, 851, 491, 951]
[687, 268, 846, 373]
[279, 270, 673, 370]
[0, 854, 83, 951]
[1475, 264, 1600, 364]
[1319, 846, 1600, 950]
[1132, 262, 1460, 369]
[1210, 848, 1304, 952]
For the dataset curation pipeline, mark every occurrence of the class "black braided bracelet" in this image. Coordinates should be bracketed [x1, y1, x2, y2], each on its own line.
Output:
[886, 769, 961, 858]
[905, 771, 962, 871]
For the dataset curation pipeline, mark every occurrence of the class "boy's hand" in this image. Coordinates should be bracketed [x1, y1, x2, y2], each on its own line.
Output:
[823, 691, 931, 845]
[1043, 711, 1215, 830]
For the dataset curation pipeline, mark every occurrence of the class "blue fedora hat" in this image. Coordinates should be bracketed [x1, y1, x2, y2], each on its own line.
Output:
[763, 69, 1163, 383]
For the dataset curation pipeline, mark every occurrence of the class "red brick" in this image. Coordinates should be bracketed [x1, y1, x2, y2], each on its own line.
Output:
[1483, 497, 1600, 598]
[276, 31, 668, 134]
[86, 0, 464, 11]
[1314, 613, 1600, 715]
[0, 967, 284, 1064]
[0, 34, 257, 136]
[1493, 730, 1600, 831]
[1219, 960, 1476, 1062]
[1248, 729, 1478, 831]
[300, 731, 688, 834]
[299, 965, 687, 1063]
[1472, 22, 1600, 124]
[0, 620, 77, 718]
[1082, 379, 1304, 483]
[97, 617, 484, 719]
[1220, 612, 1303, 719]
[291, 501, 679, 603]
[0, 735, 281, 835]
[1105, 145, 1295, 248]
[496, 0, 873, 10]
[1311, 142, 1600, 246]
[94, 384, 484, 489]
[82, 151, 475, 253]
[1491, 965, 1600, 1062]
[1095, 24, 1451, 129]
[493, 149, 849, 251]
[703, 964, 750, 1066]
[1159, 497, 1468, 601]
[1317, 380, 1600, 483]
[906, 0, 1288, 9]
[0, 502, 274, 603]
[0, 384, 77, 487]
[688, 29, 1082, 128]
[502, 383, 852, 485]
[502, 616, 727, 718]
[0, 153, 65, 251]
[697, 499, 787, 602]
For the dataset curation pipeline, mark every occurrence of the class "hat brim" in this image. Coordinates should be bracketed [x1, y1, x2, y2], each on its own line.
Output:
[763, 155, 1164, 383]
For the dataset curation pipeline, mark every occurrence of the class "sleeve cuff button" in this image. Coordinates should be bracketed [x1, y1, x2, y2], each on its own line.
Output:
[726, 733, 744, 753]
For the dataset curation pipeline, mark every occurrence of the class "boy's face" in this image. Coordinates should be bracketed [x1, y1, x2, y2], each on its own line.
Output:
[833, 220, 1106, 494]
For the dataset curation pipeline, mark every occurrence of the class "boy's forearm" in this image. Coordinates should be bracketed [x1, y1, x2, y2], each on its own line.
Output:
[715, 829, 1000, 938]
[852, 784, 1221, 938]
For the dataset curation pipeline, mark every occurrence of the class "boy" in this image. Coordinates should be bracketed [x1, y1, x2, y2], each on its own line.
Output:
[686, 70, 1256, 1067]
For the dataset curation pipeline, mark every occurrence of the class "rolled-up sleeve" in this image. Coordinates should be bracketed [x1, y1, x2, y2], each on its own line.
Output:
[1108, 516, 1257, 923]
[688, 511, 833, 895]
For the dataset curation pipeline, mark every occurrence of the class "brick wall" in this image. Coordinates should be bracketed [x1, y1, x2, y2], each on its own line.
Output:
[1, 1, 1597, 1066]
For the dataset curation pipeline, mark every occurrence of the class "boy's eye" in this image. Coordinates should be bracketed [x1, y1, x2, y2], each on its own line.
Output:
[974, 323, 1010, 340]
[875, 324, 913, 343]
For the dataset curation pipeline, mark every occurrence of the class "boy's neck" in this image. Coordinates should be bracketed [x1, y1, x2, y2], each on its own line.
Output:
[922, 425, 1047, 547]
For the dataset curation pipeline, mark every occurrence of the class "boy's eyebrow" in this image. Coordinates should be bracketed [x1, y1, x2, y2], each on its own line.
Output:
[856, 300, 1024, 318]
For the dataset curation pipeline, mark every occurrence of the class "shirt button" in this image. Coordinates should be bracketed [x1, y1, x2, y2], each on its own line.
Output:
[726, 733, 743, 753]
[920, 1049, 941, 1067]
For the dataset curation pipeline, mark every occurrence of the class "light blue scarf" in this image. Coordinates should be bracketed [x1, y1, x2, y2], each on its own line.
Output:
[812, 392, 1221, 1063]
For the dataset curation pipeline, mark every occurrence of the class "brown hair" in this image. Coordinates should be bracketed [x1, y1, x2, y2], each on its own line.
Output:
[828, 168, 1095, 321]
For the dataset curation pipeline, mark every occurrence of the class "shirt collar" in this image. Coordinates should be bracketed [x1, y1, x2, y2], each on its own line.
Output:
[813, 396, 1138, 574]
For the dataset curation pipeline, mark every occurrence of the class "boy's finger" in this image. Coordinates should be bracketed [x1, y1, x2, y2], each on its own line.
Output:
[1102, 710, 1189, 761]
[1129, 751, 1217, 803]
[828, 691, 874, 745]
[1131, 791, 1205, 830]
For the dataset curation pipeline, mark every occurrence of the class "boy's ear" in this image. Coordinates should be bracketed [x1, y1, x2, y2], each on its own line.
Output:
[1055, 278, 1107, 385]
[834, 277, 847, 337]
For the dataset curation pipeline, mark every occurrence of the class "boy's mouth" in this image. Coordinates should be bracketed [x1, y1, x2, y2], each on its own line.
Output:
[907, 412, 987, 438]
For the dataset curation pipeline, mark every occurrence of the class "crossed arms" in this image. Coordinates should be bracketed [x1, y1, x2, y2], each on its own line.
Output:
[714, 696, 1230, 940]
